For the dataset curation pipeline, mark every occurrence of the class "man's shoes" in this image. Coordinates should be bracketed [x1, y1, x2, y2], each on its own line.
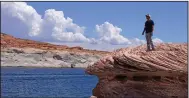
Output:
[146, 49, 151, 52]
[146, 48, 155, 52]
[152, 48, 155, 51]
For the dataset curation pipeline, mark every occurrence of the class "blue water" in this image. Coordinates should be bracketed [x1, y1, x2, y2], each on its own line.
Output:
[1, 67, 98, 98]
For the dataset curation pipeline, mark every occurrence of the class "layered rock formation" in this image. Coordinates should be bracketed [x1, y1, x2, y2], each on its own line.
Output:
[86, 43, 188, 98]
[1, 33, 109, 68]
[1, 33, 108, 55]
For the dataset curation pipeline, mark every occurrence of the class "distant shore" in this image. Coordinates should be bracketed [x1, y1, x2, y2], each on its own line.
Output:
[1, 66, 87, 69]
[1, 47, 104, 68]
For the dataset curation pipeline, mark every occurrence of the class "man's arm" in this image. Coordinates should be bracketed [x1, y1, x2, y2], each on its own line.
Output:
[142, 26, 146, 35]
[152, 25, 154, 32]
[152, 20, 154, 32]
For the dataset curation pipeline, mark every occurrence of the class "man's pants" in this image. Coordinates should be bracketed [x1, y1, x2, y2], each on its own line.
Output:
[145, 32, 155, 50]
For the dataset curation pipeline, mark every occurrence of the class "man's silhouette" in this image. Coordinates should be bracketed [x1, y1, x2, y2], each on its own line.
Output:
[142, 14, 155, 51]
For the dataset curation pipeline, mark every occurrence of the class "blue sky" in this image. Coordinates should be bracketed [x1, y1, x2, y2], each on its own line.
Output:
[1, 2, 188, 51]
[27, 2, 187, 42]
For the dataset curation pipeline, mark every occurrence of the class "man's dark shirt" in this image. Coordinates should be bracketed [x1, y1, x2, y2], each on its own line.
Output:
[145, 20, 154, 33]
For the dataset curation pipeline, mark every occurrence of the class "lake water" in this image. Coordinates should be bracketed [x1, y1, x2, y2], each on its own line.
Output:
[1, 67, 98, 98]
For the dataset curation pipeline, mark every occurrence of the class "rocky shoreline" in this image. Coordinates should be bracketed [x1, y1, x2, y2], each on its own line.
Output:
[1, 33, 109, 68]
[86, 43, 188, 98]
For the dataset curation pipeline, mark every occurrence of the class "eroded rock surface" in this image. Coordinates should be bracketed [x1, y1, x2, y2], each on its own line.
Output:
[86, 43, 188, 98]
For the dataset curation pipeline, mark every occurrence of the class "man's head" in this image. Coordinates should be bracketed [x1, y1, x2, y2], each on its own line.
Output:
[145, 14, 151, 20]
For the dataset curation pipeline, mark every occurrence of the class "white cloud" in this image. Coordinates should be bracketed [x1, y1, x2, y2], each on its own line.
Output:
[41, 9, 89, 42]
[1, 2, 42, 36]
[130, 38, 146, 46]
[153, 38, 163, 43]
[1, 2, 89, 42]
[95, 22, 163, 46]
[95, 22, 132, 45]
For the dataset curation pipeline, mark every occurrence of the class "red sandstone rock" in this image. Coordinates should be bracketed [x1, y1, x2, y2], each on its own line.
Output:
[1, 33, 109, 55]
[86, 43, 188, 98]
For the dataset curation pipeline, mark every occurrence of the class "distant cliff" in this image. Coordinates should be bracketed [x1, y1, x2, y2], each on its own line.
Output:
[86, 43, 188, 98]
[1, 33, 108, 55]
[1, 33, 109, 68]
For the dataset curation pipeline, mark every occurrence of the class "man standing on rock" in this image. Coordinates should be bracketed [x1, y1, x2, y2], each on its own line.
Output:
[142, 14, 155, 51]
